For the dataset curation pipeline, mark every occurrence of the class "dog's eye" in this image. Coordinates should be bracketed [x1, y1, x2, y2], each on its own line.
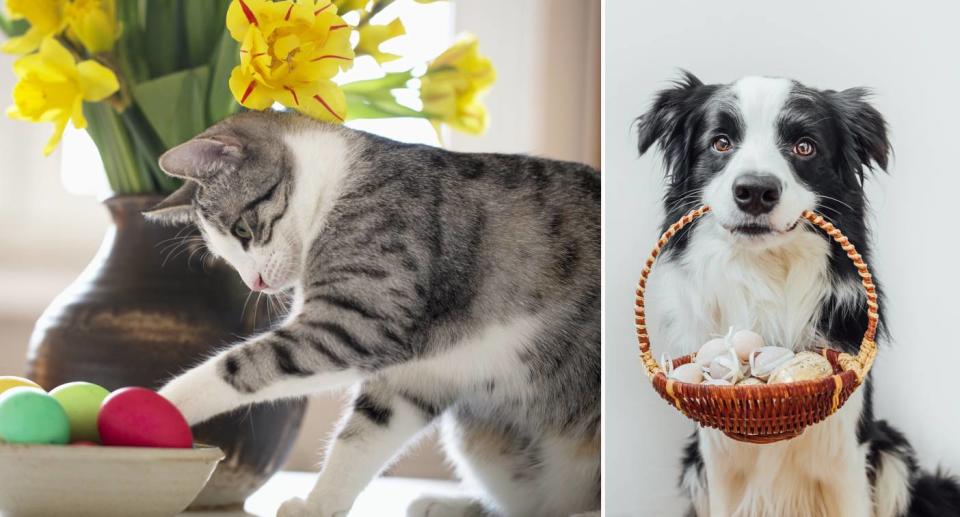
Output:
[794, 138, 816, 157]
[712, 135, 733, 153]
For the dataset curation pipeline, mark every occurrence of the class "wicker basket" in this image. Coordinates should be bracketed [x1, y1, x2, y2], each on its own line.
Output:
[634, 206, 878, 443]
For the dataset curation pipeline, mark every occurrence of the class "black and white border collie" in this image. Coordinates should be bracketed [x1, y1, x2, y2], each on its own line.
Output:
[636, 72, 960, 517]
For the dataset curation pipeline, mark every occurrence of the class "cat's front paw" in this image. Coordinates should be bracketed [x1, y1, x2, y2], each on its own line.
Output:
[406, 496, 486, 517]
[157, 357, 240, 425]
[277, 497, 349, 517]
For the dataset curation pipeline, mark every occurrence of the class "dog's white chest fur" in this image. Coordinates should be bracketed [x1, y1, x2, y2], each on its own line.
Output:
[647, 222, 876, 517]
[647, 221, 839, 354]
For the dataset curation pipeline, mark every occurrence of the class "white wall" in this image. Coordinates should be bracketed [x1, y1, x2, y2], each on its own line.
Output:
[450, 0, 600, 168]
[605, 0, 960, 514]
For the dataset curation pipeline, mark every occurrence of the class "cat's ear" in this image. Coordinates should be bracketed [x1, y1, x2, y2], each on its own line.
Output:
[142, 181, 199, 224]
[158, 134, 245, 183]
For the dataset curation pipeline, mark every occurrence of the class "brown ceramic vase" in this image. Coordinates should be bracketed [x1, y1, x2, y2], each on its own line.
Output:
[25, 195, 306, 509]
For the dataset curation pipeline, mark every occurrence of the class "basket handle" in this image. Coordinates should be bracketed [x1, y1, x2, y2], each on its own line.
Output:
[634, 206, 878, 383]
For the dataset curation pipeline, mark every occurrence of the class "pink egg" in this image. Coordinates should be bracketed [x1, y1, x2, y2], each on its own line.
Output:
[97, 387, 192, 448]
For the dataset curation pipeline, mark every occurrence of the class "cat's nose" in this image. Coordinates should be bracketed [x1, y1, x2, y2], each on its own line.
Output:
[252, 274, 268, 291]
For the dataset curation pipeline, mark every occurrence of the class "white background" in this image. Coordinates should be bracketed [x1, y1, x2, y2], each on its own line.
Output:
[605, 0, 960, 515]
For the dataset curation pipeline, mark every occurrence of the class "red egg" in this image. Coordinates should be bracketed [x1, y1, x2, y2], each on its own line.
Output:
[97, 387, 192, 448]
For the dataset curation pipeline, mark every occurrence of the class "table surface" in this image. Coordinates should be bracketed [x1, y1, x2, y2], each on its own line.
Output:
[182, 472, 464, 517]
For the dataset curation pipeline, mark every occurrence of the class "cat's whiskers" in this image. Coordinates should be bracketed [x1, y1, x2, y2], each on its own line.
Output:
[240, 289, 256, 326]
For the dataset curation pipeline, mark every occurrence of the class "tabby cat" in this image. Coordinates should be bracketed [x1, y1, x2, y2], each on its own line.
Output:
[145, 110, 600, 517]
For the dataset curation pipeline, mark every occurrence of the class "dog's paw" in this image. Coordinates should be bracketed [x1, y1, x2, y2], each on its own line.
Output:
[406, 496, 486, 517]
[277, 496, 349, 517]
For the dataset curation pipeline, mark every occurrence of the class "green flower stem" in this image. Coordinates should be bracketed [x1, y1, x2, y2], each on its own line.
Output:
[105, 105, 151, 192]
[119, 104, 180, 192]
[83, 103, 124, 193]
[341, 71, 414, 94]
[345, 91, 428, 121]
[83, 102, 159, 194]
[357, 0, 396, 27]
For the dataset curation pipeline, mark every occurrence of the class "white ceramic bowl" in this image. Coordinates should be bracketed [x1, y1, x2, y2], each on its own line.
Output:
[0, 443, 223, 517]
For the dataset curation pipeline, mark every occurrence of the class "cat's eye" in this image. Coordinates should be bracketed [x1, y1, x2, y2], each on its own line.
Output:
[712, 135, 733, 153]
[794, 138, 816, 157]
[233, 220, 253, 241]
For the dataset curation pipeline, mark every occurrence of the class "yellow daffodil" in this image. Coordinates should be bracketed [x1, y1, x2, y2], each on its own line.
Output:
[356, 18, 404, 63]
[419, 35, 495, 135]
[64, 0, 119, 54]
[7, 38, 119, 155]
[226, 0, 354, 123]
[1, 0, 66, 55]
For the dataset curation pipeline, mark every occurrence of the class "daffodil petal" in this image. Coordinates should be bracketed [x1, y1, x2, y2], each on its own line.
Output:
[71, 97, 87, 129]
[227, 0, 267, 42]
[274, 34, 303, 60]
[228, 66, 275, 110]
[239, 27, 270, 70]
[293, 80, 345, 122]
[71, 8, 116, 54]
[1, 28, 46, 55]
[418, 35, 494, 135]
[76, 60, 119, 101]
[7, 105, 26, 121]
[39, 38, 78, 75]
[357, 18, 404, 64]
[43, 115, 70, 156]
[285, 2, 316, 25]
[7, 0, 64, 29]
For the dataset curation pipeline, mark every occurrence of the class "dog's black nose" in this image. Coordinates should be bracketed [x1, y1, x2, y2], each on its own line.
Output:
[732, 174, 782, 215]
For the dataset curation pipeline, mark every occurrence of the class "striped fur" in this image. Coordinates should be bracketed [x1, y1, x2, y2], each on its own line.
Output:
[146, 111, 600, 517]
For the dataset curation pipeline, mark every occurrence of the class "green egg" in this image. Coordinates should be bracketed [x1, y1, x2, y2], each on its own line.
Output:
[50, 382, 110, 443]
[0, 387, 70, 445]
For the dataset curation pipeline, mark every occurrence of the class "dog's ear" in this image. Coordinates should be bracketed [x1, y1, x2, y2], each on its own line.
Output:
[831, 88, 891, 184]
[635, 70, 709, 184]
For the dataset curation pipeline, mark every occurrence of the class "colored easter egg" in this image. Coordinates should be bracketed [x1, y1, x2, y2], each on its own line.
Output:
[50, 382, 110, 443]
[0, 376, 42, 396]
[97, 387, 192, 448]
[0, 387, 70, 444]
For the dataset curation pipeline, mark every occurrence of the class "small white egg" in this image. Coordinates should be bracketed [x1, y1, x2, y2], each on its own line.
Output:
[732, 329, 764, 362]
[748, 346, 795, 381]
[707, 349, 744, 384]
[695, 338, 730, 367]
[668, 363, 704, 384]
[703, 378, 732, 386]
[736, 377, 765, 386]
